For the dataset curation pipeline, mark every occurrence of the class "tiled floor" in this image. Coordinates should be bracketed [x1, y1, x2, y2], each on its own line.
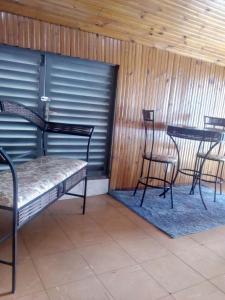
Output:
[1, 194, 225, 299]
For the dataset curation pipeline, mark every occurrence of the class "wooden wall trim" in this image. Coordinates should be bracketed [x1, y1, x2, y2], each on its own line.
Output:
[1, 12, 225, 189]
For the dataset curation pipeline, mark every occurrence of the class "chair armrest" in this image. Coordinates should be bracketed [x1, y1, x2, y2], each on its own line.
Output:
[46, 122, 94, 137]
[0, 147, 18, 209]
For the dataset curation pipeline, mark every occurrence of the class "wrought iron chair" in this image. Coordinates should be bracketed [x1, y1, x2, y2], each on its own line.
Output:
[191, 116, 225, 201]
[133, 109, 177, 208]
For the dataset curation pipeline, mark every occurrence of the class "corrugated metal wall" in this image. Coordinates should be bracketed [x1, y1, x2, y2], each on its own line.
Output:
[1, 12, 225, 189]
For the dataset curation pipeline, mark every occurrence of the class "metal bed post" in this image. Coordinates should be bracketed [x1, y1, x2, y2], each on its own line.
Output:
[58, 124, 94, 215]
[0, 148, 18, 293]
[82, 130, 93, 214]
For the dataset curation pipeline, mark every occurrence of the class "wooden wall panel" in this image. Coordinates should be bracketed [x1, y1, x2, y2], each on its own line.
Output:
[1, 12, 225, 189]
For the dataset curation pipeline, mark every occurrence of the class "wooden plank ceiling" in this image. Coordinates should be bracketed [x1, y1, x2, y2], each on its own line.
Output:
[1, 0, 225, 66]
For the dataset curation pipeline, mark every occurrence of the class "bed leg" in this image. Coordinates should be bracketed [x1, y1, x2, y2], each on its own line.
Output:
[82, 176, 88, 215]
[12, 210, 17, 293]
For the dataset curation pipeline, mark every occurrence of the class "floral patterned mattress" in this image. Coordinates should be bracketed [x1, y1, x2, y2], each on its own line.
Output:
[0, 156, 87, 208]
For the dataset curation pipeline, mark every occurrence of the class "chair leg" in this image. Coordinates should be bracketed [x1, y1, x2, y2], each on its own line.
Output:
[219, 162, 224, 195]
[140, 159, 152, 207]
[82, 176, 88, 215]
[170, 165, 175, 209]
[190, 156, 201, 195]
[133, 181, 140, 197]
[214, 162, 221, 202]
[133, 157, 145, 196]
[163, 163, 169, 199]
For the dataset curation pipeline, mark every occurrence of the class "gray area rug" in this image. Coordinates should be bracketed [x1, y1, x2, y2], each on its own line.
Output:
[110, 185, 225, 238]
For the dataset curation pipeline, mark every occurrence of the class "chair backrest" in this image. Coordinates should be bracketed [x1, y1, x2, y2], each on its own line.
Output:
[0, 99, 95, 162]
[204, 116, 225, 155]
[0, 100, 46, 130]
[142, 109, 155, 156]
[204, 116, 225, 130]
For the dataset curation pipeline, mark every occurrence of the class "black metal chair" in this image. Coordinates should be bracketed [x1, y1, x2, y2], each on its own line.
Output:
[191, 116, 225, 201]
[133, 110, 177, 208]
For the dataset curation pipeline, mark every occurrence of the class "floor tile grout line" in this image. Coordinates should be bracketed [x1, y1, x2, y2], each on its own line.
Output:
[7, 195, 225, 299]
[46, 198, 141, 283]
[47, 200, 130, 293]
[27, 250, 51, 299]
[46, 200, 119, 299]
[83, 198, 173, 296]
[171, 248, 225, 283]
[95, 263, 169, 300]
[43, 274, 113, 299]
[10, 233, 50, 299]
[108, 193, 225, 294]
[51, 205, 117, 250]
[94, 275, 116, 300]
[21, 224, 78, 261]
[207, 275, 225, 295]
[19, 212, 99, 294]
[85, 195, 209, 295]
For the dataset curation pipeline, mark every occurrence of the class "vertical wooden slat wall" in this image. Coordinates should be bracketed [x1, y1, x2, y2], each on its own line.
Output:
[1, 12, 225, 189]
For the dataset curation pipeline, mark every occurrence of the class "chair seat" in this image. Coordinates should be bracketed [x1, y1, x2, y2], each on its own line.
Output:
[197, 152, 225, 162]
[0, 156, 87, 208]
[143, 153, 177, 164]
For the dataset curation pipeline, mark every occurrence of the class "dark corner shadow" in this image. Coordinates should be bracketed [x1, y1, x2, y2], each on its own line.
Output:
[0, 291, 13, 297]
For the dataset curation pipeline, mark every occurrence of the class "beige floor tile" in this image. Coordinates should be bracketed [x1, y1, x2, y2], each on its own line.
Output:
[140, 222, 172, 240]
[117, 206, 156, 230]
[214, 226, 225, 234]
[104, 195, 125, 209]
[160, 296, 175, 300]
[0, 259, 44, 298]
[88, 206, 124, 225]
[142, 253, 203, 293]
[191, 226, 225, 245]
[175, 244, 225, 279]
[47, 276, 112, 300]
[17, 291, 50, 300]
[61, 223, 113, 248]
[98, 264, 168, 300]
[117, 236, 169, 263]
[34, 249, 93, 288]
[154, 236, 200, 254]
[55, 213, 98, 230]
[99, 216, 137, 232]
[20, 213, 58, 238]
[210, 274, 225, 293]
[23, 227, 74, 258]
[205, 238, 225, 259]
[78, 241, 136, 275]
[0, 291, 49, 300]
[0, 235, 30, 264]
[173, 281, 225, 300]
[55, 213, 113, 247]
[98, 216, 149, 241]
[109, 226, 150, 242]
[48, 198, 84, 215]
[86, 196, 113, 213]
